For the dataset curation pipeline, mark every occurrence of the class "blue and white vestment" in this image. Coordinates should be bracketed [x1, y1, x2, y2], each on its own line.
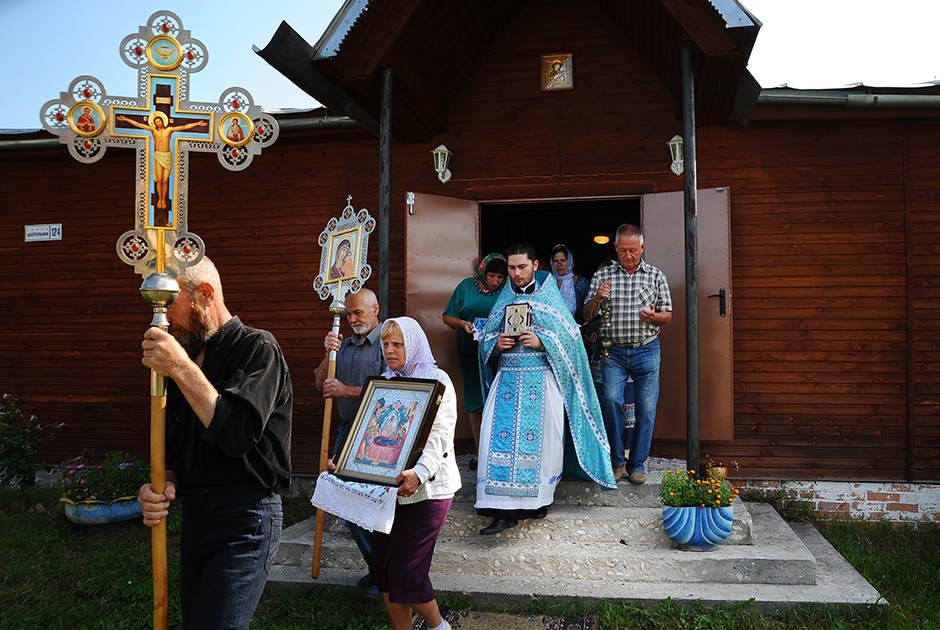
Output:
[475, 271, 616, 512]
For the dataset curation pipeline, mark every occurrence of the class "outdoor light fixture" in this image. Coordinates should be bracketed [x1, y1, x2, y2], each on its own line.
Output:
[431, 144, 452, 183]
[594, 234, 610, 245]
[668, 135, 683, 176]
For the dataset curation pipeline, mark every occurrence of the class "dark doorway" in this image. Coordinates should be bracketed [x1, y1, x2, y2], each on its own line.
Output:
[480, 198, 641, 281]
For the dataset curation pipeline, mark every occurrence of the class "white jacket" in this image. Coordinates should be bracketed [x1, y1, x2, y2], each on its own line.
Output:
[398, 367, 462, 504]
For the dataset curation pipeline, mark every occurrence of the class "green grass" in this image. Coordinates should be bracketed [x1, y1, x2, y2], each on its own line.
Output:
[0, 486, 182, 629]
[1, 487, 937, 630]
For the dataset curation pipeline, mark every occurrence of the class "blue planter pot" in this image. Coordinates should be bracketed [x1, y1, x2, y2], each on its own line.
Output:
[662, 505, 733, 551]
[61, 497, 142, 525]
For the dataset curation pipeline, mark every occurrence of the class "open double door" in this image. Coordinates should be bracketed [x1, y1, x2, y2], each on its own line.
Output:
[405, 189, 733, 446]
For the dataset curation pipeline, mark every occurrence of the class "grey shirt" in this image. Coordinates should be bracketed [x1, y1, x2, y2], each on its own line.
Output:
[315, 324, 385, 458]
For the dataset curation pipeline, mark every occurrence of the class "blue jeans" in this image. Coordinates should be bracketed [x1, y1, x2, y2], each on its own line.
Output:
[598, 338, 661, 472]
[180, 485, 283, 629]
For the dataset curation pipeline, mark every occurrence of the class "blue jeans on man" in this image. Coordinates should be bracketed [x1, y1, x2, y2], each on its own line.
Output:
[598, 338, 661, 473]
[179, 485, 282, 629]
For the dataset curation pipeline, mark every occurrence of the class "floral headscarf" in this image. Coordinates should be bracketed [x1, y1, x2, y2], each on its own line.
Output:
[381, 316, 438, 379]
[551, 244, 578, 317]
[475, 253, 507, 295]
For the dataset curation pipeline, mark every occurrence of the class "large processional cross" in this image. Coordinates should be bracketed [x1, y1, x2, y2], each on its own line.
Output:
[41, 9, 278, 278]
[40, 11, 278, 629]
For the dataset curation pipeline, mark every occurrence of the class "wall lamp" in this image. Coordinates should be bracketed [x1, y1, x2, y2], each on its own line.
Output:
[593, 235, 610, 245]
[431, 144, 453, 183]
[668, 135, 683, 176]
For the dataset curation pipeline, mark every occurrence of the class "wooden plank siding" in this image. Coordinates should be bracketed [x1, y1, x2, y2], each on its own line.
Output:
[695, 119, 936, 481]
[2, 0, 938, 481]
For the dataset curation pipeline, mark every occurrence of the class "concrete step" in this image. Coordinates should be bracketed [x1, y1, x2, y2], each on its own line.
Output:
[269, 505, 883, 611]
[278, 483, 797, 585]
[439, 501, 753, 545]
[271, 459, 883, 611]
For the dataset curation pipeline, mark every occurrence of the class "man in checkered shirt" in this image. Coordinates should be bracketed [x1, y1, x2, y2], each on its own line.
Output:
[583, 224, 672, 485]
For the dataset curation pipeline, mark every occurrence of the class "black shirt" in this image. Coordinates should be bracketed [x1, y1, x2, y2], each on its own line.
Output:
[166, 317, 293, 491]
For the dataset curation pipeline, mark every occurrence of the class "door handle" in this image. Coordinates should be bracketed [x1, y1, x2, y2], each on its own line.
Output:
[707, 288, 726, 317]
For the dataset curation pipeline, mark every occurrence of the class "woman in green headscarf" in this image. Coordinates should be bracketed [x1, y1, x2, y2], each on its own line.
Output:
[442, 253, 508, 469]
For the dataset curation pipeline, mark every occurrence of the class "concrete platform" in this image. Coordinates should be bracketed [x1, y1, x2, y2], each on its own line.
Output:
[269, 461, 884, 613]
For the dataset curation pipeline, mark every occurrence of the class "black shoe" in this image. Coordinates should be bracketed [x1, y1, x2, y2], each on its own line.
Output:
[480, 517, 518, 535]
[532, 506, 548, 520]
[356, 573, 371, 588]
[468, 457, 478, 471]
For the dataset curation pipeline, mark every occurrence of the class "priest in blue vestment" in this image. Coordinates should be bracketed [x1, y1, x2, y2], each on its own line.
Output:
[475, 243, 617, 536]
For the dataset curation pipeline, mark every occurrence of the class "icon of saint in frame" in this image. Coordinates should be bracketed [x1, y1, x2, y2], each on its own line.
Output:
[541, 53, 573, 91]
[327, 227, 361, 282]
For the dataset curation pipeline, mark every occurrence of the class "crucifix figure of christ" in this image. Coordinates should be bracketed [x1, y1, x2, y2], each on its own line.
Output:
[39, 11, 280, 630]
[114, 75, 212, 226]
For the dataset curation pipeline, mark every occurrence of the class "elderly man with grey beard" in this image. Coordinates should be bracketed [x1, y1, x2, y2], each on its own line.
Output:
[315, 287, 386, 598]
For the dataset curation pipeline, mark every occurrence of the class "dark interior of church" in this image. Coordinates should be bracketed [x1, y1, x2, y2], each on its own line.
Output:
[480, 198, 642, 280]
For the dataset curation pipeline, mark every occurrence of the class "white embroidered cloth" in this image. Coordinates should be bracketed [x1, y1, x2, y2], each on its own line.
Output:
[310, 471, 398, 533]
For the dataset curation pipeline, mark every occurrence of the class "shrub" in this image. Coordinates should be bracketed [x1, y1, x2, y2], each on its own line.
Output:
[0, 394, 61, 489]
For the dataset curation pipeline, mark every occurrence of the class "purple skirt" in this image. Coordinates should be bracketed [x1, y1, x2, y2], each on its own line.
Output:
[371, 497, 453, 604]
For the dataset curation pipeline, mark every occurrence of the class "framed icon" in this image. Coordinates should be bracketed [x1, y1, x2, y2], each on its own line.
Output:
[326, 226, 362, 283]
[541, 53, 573, 91]
[333, 376, 445, 486]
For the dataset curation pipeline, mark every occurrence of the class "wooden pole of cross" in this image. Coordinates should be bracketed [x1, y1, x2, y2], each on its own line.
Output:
[310, 196, 375, 579]
[40, 11, 279, 628]
[312, 287, 346, 579]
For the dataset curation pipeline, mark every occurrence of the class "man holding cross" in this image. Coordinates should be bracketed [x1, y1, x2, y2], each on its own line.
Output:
[138, 257, 292, 629]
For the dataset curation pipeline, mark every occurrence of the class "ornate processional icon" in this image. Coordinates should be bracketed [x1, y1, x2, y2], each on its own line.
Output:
[310, 195, 374, 580]
[40, 10, 279, 279]
[313, 195, 375, 304]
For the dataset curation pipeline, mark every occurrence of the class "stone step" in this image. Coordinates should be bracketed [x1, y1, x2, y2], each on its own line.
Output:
[277, 499, 809, 585]
[271, 462, 883, 610]
[269, 516, 881, 611]
[454, 469, 670, 508]
[439, 502, 753, 545]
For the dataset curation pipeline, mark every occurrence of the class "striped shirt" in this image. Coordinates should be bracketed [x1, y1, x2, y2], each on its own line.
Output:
[585, 259, 672, 345]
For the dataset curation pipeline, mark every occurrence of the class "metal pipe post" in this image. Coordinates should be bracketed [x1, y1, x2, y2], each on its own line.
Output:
[681, 42, 700, 475]
[378, 66, 392, 321]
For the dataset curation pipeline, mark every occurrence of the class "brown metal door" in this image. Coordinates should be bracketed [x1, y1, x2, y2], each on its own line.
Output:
[643, 188, 733, 442]
[405, 192, 480, 443]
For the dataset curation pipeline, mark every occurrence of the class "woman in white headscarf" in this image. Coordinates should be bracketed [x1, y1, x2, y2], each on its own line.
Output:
[551, 244, 591, 324]
[371, 316, 460, 630]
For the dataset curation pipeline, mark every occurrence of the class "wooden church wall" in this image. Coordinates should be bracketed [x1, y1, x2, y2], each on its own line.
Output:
[0, 129, 403, 474]
[907, 125, 940, 482]
[2, 0, 938, 481]
[691, 119, 940, 481]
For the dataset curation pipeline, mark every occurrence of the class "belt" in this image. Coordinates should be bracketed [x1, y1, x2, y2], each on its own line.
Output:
[614, 334, 657, 349]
